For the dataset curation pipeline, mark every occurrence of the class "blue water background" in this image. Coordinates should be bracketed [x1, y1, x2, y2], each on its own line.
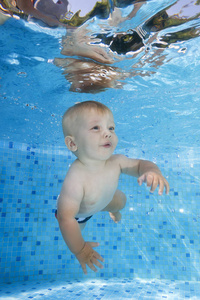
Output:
[0, 0, 200, 294]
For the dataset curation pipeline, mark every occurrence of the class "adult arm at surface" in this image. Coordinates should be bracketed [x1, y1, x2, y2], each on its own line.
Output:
[117, 154, 170, 195]
[61, 26, 116, 64]
[15, 1, 117, 63]
[16, 0, 68, 27]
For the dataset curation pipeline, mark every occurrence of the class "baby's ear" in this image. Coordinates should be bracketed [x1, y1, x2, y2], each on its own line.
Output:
[65, 136, 77, 152]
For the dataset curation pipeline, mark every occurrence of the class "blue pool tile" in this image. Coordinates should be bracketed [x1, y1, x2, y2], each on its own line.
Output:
[1, 141, 200, 285]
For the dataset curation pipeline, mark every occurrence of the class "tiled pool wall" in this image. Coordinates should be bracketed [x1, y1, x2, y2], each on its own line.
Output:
[0, 140, 200, 284]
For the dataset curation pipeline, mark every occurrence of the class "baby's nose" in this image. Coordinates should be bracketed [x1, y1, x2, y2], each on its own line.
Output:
[104, 130, 111, 138]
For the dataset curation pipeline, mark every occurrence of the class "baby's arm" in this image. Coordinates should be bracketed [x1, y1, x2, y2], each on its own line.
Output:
[117, 155, 169, 195]
[56, 173, 104, 274]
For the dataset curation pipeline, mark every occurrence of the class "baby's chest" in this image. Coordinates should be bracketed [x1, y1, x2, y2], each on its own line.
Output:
[83, 170, 120, 201]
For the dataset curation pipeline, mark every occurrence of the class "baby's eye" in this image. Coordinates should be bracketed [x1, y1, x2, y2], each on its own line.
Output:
[109, 126, 115, 131]
[91, 126, 100, 130]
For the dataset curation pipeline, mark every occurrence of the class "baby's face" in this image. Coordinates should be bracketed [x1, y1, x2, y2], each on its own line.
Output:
[73, 109, 118, 163]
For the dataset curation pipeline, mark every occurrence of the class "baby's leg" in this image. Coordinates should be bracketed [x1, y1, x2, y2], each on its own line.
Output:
[79, 222, 87, 231]
[102, 190, 127, 223]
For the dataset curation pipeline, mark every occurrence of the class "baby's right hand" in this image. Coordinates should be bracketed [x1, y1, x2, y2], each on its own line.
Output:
[75, 242, 104, 274]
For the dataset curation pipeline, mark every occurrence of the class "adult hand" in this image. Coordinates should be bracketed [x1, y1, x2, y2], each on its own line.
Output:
[62, 41, 115, 64]
[62, 26, 116, 64]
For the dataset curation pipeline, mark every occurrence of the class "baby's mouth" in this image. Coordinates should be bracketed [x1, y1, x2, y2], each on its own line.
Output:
[102, 142, 112, 148]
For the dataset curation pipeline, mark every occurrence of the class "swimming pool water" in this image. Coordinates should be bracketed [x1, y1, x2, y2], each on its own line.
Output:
[1, 278, 200, 299]
[1, 0, 200, 147]
[1, 141, 200, 286]
[1, 0, 200, 298]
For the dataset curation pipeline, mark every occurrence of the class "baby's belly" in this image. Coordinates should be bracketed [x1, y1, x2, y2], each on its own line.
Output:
[77, 168, 120, 218]
[77, 187, 118, 218]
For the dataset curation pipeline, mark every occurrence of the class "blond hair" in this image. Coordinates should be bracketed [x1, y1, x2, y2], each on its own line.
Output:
[62, 101, 112, 137]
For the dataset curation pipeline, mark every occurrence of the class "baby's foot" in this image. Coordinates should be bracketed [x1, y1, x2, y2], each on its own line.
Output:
[109, 211, 121, 223]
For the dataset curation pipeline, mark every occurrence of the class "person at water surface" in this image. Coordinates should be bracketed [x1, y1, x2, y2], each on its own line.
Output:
[1, 0, 199, 92]
[0, 0, 143, 27]
[2, 0, 199, 60]
[55, 101, 170, 274]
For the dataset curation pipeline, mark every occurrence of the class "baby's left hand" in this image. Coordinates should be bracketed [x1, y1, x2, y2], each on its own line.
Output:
[137, 172, 170, 195]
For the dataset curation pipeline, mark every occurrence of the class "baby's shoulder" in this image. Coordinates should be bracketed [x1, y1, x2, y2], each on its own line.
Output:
[109, 153, 126, 162]
[65, 160, 85, 181]
[107, 154, 126, 167]
[109, 154, 133, 168]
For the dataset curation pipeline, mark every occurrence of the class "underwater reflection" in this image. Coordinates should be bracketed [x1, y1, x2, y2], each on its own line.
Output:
[57, 0, 200, 92]
[54, 57, 130, 93]
[1, 0, 200, 92]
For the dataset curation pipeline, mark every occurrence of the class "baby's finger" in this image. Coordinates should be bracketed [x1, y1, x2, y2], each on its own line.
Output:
[93, 250, 104, 263]
[88, 242, 100, 248]
[146, 174, 154, 187]
[87, 261, 98, 273]
[92, 257, 104, 270]
[165, 179, 170, 194]
[137, 174, 146, 186]
[145, 174, 156, 191]
[150, 176, 159, 193]
[80, 262, 87, 275]
[158, 179, 164, 195]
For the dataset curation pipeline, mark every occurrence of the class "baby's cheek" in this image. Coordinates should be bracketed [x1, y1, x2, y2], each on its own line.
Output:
[114, 135, 118, 146]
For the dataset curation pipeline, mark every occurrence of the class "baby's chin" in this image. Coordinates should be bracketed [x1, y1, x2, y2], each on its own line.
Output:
[99, 151, 115, 161]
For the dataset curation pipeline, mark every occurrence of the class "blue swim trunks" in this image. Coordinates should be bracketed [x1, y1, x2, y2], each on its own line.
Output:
[55, 209, 93, 224]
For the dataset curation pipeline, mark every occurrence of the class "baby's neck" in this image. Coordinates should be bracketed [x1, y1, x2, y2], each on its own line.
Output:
[77, 158, 107, 172]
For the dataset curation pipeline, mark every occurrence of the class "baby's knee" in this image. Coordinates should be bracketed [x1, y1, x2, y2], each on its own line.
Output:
[121, 192, 127, 209]
[117, 190, 127, 210]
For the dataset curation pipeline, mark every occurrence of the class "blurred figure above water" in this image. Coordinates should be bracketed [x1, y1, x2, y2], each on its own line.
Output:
[1, 0, 200, 92]
[57, 0, 200, 92]
[0, 0, 69, 26]
[0, 0, 138, 27]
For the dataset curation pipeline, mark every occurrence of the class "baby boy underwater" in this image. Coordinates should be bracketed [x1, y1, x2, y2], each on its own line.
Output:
[55, 100, 170, 275]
